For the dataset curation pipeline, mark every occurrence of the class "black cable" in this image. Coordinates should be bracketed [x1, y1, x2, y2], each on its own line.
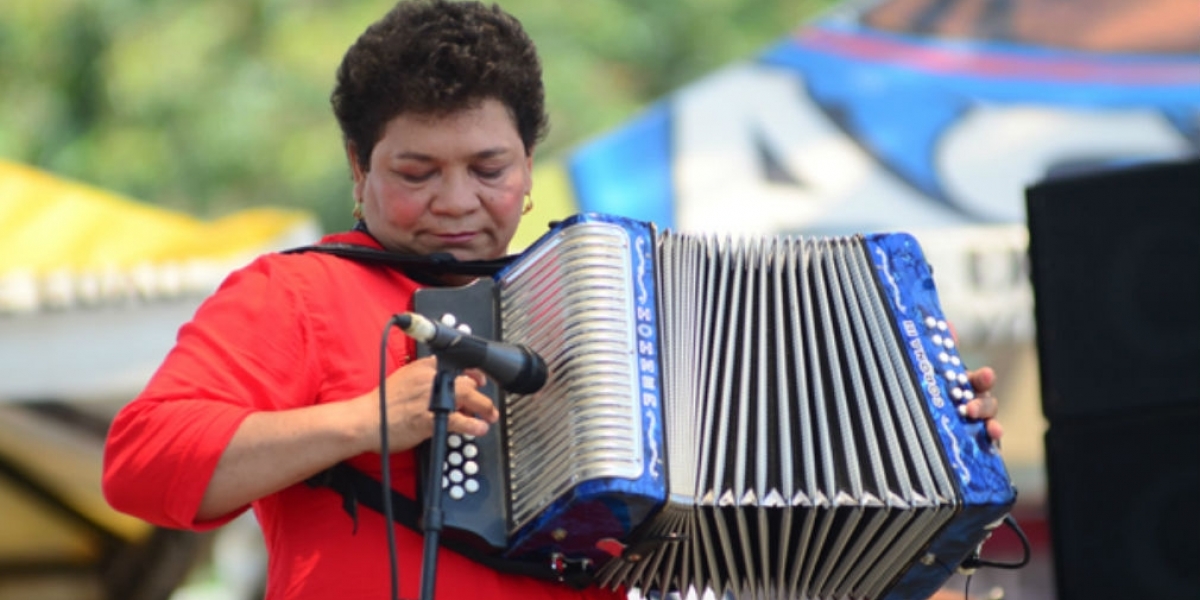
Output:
[380, 316, 405, 600]
[961, 514, 1032, 571]
[964, 573, 973, 600]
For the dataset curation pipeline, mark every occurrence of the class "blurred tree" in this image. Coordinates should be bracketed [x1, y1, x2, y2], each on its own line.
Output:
[0, 0, 837, 232]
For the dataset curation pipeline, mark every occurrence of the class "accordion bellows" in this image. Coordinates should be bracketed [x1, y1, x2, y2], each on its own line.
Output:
[416, 214, 1015, 600]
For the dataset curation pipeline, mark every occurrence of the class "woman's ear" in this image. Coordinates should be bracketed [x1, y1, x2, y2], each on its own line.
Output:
[523, 148, 535, 196]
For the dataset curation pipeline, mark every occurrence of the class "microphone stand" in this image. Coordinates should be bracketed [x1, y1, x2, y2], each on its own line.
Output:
[420, 360, 460, 600]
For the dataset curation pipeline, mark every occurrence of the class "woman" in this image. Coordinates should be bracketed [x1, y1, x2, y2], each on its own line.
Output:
[103, 1, 1003, 599]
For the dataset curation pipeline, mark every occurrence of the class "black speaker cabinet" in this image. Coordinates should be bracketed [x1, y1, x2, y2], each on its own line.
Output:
[1044, 407, 1200, 599]
[1027, 157, 1200, 421]
[1027, 157, 1200, 600]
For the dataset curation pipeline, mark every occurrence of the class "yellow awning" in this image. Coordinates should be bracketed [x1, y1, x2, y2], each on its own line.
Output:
[0, 159, 318, 274]
[0, 160, 320, 312]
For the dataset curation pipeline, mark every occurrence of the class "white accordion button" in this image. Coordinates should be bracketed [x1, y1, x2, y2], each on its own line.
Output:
[448, 434, 463, 449]
[449, 485, 465, 500]
[964, 390, 975, 401]
[945, 370, 957, 381]
[464, 460, 479, 476]
[463, 444, 478, 459]
[465, 479, 480, 494]
[925, 316, 937, 328]
[448, 452, 463, 466]
[449, 470, 464, 484]
[937, 320, 949, 331]
[931, 334, 943, 346]
[951, 387, 964, 400]
[439, 313, 457, 327]
[938, 352, 950, 363]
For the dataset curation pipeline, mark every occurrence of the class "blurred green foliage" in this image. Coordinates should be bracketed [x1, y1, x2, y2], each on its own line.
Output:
[0, 0, 836, 232]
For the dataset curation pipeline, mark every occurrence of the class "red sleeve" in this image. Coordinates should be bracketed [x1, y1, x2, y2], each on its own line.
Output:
[102, 255, 322, 530]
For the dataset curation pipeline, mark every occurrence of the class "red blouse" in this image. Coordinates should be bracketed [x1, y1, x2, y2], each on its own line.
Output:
[103, 230, 625, 600]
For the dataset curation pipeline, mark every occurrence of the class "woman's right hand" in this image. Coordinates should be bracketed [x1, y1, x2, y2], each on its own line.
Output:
[194, 360, 498, 521]
[353, 356, 500, 455]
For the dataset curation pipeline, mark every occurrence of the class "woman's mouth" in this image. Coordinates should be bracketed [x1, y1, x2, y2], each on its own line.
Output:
[434, 232, 477, 245]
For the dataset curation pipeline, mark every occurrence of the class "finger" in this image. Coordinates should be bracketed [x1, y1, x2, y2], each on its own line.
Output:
[987, 418, 1004, 441]
[447, 410, 492, 438]
[388, 356, 437, 390]
[967, 366, 996, 393]
[461, 368, 488, 389]
[454, 373, 478, 392]
[407, 355, 438, 370]
[966, 392, 999, 420]
[454, 378, 499, 423]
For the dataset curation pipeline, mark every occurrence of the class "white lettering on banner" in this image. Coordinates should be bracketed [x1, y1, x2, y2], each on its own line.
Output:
[674, 63, 1196, 235]
[938, 106, 1196, 223]
[673, 65, 957, 236]
[671, 63, 1196, 347]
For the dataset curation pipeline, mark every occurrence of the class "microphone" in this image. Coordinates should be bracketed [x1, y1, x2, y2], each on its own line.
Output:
[394, 312, 548, 394]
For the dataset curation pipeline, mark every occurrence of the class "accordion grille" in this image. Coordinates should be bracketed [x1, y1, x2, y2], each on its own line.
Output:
[498, 223, 645, 533]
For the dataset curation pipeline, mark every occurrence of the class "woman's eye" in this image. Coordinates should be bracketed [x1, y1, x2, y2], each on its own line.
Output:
[398, 170, 434, 183]
[474, 167, 505, 180]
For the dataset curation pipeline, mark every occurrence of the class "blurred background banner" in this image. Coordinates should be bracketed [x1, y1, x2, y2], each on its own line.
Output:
[0, 160, 318, 600]
[1, 0, 1197, 599]
[518, 0, 1200, 346]
[0, 159, 319, 402]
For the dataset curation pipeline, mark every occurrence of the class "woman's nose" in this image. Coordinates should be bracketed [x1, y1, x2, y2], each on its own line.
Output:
[429, 173, 480, 216]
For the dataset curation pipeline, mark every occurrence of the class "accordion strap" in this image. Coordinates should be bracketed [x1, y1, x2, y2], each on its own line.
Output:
[306, 462, 597, 590]
[283, 243, 515, 278]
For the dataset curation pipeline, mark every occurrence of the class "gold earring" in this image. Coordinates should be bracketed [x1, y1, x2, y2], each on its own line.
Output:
[352, 201, 363, 220]
[522, 194, 534, 215]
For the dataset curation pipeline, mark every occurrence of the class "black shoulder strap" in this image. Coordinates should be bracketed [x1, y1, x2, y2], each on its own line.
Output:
[284, 243, 515, 278]
[306, 463, 597, 589]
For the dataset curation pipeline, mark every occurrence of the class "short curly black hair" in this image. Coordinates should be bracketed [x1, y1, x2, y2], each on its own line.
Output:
[332, 0, 548, 170]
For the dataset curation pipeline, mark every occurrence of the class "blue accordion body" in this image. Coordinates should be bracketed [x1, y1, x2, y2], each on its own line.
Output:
[423, 213, 1015, 598]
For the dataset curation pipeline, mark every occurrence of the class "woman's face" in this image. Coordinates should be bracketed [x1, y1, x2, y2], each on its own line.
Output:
[352, 98, 532, 261]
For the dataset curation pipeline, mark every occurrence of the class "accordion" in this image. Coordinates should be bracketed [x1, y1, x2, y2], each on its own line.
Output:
[412, 214, 1015, 599]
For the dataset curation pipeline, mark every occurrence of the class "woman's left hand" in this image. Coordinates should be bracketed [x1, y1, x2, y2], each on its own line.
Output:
[964, 366, 1004, 441]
